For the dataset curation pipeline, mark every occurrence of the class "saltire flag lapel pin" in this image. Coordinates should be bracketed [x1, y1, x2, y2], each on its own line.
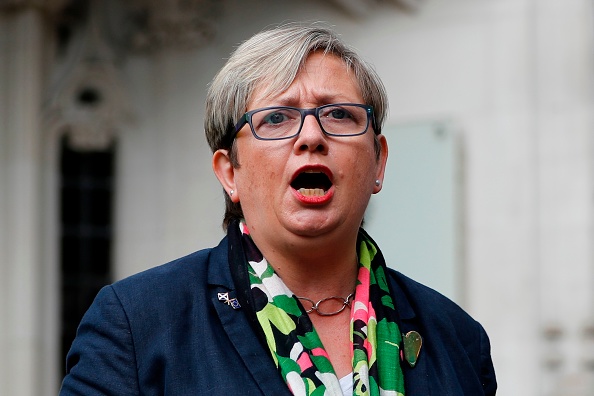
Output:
[217, 292, 241, 310]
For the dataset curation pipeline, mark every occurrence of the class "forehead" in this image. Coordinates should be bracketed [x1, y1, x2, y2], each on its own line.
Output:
[248, 52, 361, 108]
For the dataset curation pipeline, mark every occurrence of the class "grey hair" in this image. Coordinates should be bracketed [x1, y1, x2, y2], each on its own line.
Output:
[204, 23, 389, 229]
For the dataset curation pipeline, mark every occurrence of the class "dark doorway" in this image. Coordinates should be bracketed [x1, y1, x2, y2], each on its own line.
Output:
[59, 136, 114, 366]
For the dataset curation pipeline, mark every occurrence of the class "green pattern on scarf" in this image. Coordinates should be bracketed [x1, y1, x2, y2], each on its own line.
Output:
[238, 221, 405, 395]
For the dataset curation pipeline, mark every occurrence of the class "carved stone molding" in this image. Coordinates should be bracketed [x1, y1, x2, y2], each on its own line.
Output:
[43, 0, 223, 152]
[44, 1, 132, 152]
[0, 0, 68, 14]
[390, 0, 424, 11]
[125, 0, 221, 52]
[329, 0, 423, 15]
[44, 58, 132, 151]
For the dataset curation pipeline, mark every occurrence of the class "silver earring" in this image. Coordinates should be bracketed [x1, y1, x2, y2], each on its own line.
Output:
[375, 180, 381, 187]
[230, 189, 234, 197]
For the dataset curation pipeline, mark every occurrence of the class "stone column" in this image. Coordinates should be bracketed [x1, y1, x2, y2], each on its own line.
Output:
[0, 2, 64, 395]
[534, 0, 594, 394]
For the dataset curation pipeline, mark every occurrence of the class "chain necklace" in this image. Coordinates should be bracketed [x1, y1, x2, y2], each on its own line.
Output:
[296, 292, 354, 316]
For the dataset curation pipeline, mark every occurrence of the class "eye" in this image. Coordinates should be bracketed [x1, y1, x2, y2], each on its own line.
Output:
[320, 106, 355, 121]
[251, 108, 301, 139]
[318, 105, 369, 135]
[329, 108, 349, 120]
[263, 111, 289, 125]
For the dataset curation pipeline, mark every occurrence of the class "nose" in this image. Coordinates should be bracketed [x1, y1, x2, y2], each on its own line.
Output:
[293, 113, 329, 154]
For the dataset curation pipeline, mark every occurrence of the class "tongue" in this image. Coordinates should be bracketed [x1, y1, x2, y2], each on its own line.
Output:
[298, 188, 326, 197]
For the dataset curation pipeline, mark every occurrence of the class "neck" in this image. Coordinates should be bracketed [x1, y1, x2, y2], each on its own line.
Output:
[249, 230, 360, 300]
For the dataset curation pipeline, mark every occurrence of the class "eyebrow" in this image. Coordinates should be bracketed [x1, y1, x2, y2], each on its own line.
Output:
[274, 94, 300, 107]
[257, 93, 357, 108]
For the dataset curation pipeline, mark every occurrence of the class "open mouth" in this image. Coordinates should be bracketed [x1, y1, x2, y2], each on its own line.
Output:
[290, 170, 333, 197]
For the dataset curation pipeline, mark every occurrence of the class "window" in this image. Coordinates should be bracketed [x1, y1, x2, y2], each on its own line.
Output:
[364, 121, 462, 302]
[59, 137, 114, 364]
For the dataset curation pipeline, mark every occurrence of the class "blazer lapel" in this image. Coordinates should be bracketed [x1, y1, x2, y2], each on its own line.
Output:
[207, 238, 291, 396]
[389, 272, 432, 395]
[212, 292, 291, 395]
[399, 320, 431, 395]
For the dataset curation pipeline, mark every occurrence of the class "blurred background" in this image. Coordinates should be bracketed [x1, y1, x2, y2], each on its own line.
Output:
[1, 0, 594, 394]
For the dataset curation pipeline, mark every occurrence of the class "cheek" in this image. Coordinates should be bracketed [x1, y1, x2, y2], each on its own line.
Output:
[345, 147, 378, 186]
[236, 158, 281, 202]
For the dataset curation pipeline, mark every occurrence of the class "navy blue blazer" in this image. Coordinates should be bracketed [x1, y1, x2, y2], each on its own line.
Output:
[60, 237, 497, 395]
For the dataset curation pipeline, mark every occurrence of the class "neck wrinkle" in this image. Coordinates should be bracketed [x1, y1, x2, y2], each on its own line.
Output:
[244, 221, 362, 300]
[268, 251, 359, 302]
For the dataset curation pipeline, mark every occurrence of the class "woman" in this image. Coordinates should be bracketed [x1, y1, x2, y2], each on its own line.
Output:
[61, 24, 497, 395]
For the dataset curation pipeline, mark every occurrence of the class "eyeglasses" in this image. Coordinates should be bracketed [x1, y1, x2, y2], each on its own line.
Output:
[231, 103, 377, 141]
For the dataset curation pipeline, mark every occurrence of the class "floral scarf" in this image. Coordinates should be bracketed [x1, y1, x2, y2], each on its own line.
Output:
[229, 220, 405, 396]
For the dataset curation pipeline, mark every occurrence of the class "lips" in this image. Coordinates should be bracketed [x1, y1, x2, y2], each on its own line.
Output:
[290, 166, 334, 203]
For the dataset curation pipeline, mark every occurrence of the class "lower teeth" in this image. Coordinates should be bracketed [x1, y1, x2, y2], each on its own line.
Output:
[299, 188, 325, 197]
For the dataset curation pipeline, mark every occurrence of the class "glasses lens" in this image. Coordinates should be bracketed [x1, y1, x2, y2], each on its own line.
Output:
[251, 107, 302, 140]
[318, 104, 369, 135]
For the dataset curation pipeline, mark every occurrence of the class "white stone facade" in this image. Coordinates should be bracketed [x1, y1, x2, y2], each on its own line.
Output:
[1, 0, 593, 394]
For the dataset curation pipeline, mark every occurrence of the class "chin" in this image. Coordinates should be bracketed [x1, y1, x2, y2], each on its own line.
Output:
[283, 215, 343, 239]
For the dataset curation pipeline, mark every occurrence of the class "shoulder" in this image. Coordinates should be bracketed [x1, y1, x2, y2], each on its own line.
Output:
[93, 238, 229, 328]
[111, 238, 227, 300]
[387, 268, 477, 328]
[387, 269, 489, 363]
[388, 269, 497, 394]
[60, 238, 236, 394]
[113, 248, 210, 293]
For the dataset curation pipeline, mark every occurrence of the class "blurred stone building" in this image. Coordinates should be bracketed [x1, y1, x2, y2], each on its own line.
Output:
[1, 0, 593, 394]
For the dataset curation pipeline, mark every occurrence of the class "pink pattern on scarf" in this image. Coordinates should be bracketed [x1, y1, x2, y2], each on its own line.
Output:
[240, 222, 250, 235]
[297, 352, 313, 371]
[353, 266, 371, 322]
[310, 347, 331, 359]
[352, 265, 379, 361]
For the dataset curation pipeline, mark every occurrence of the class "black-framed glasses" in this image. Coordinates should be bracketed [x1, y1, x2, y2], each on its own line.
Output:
[231, 103, 377, 141]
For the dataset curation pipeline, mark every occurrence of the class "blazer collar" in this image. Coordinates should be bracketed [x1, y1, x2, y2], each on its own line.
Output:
[389, 271, 416, 321]
[206, 237, 234, 289]
[388, 272, 431, 395]
[206, 236, 292, 396]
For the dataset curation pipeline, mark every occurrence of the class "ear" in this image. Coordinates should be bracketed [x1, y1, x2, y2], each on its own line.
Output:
[212, 149, 239, 203]
[373, 134, 388, 194]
